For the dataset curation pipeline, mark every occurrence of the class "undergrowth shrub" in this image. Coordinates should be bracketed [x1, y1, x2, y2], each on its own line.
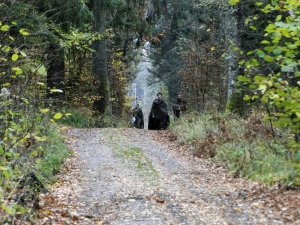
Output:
[0, 122, 68, 223]
[216, 141, 300, 187]
[59, 108, 95, 128]
[0, 19, 69, 223]
[58, 107, 132, 128]
[170, 113, 219, 143]
[36, 126, 69, 184]
[171, 112, 300, 187]
[94, 110, 131, 128]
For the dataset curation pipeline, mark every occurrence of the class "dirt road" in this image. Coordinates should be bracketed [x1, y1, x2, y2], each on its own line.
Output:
[38, 128, 299, 225]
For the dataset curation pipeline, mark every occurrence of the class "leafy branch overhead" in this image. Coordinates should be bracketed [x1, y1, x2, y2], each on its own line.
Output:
[235, 0, 300, 150]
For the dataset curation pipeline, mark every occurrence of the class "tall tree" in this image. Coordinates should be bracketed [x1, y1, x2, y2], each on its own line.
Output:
[35, 0, 91, 99]
[91, 0, 112, 114]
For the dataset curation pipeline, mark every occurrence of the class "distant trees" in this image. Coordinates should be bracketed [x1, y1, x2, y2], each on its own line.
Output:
[149, 0, 230, 111]
[90, 0, 150, 114]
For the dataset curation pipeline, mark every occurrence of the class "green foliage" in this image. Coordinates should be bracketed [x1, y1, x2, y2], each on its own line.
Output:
[170, 112, 219, 143]
[35, 126, 69, 184]
[109, 51, 130, 116]
[60, 26, 103, 51]
[0, 17, 68, 222]
[216, 141, 300, 186]
[229, 0, 240, 6]
[226, 91, 249, 116]
[171, 112, 300, 187]
[59, 108, 95, 128]
[95, 112, 130, 128]
[235, 1, 300, 145]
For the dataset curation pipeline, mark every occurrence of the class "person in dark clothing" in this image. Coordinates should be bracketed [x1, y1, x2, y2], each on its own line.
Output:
[173, 94, 187, 119]
[132, 104, 144, 129]
[148, 93, 170, 130]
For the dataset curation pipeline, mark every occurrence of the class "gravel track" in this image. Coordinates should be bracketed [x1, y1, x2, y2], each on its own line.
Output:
[38, 128, 299, 225]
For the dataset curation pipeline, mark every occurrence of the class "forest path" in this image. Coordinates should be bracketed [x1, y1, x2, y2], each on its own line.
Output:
[38, 128, 299, 225]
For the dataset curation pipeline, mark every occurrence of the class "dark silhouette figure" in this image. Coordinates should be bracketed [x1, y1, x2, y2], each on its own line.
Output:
[132, 104, 144, 129]
[173, 94, 187, 119]
[148, 93, 170, 130]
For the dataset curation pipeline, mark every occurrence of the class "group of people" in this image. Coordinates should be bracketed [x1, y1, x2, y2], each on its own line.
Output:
[132, 92, 186, 130]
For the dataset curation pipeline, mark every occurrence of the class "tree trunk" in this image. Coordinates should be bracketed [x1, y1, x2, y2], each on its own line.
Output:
[222, 9, 240, 110]
[123, 27, 129, 57]
[92, 0, 111, 114]
[47, 43, 65, 99]
[162, 0, 168, 14]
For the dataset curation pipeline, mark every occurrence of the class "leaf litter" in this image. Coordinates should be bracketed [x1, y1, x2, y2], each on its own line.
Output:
[38, 128, 299, 224]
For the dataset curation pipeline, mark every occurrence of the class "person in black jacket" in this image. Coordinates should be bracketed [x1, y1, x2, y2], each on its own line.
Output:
[148, 93, 170, 130]
[132, 104, 144, 129]
[173, 94, 187, 119]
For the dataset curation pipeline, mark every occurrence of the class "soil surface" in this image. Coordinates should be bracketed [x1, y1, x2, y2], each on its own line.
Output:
[38, 128, 300, 225]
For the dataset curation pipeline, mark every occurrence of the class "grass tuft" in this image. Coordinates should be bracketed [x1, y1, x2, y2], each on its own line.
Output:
[59, 108, 94, 128]
[171, 112, 300, 187]
[35, 126, 69, 185]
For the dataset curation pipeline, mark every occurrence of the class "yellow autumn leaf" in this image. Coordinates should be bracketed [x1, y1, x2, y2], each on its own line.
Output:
[40, 108, 49, 113]
[53, 112, 63, 120]
[11, 54, 18, 61]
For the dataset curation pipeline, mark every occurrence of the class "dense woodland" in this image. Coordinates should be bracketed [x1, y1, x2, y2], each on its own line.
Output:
[0, 0, 299, 223]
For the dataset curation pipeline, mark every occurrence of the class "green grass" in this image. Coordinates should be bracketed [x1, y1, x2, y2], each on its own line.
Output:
[104, 129, 159, 180]
[59, 108, 94, 128]
[58, 107, 131, 128]
[171, 112, 300, 187]
[95, 113, 130, 128]
[216, 141, 300, 186]
[35, 125, 69, 185]
[0, 123, 69, 223]
[170, 113, 219, 143]
[114, 146, 159, 179]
